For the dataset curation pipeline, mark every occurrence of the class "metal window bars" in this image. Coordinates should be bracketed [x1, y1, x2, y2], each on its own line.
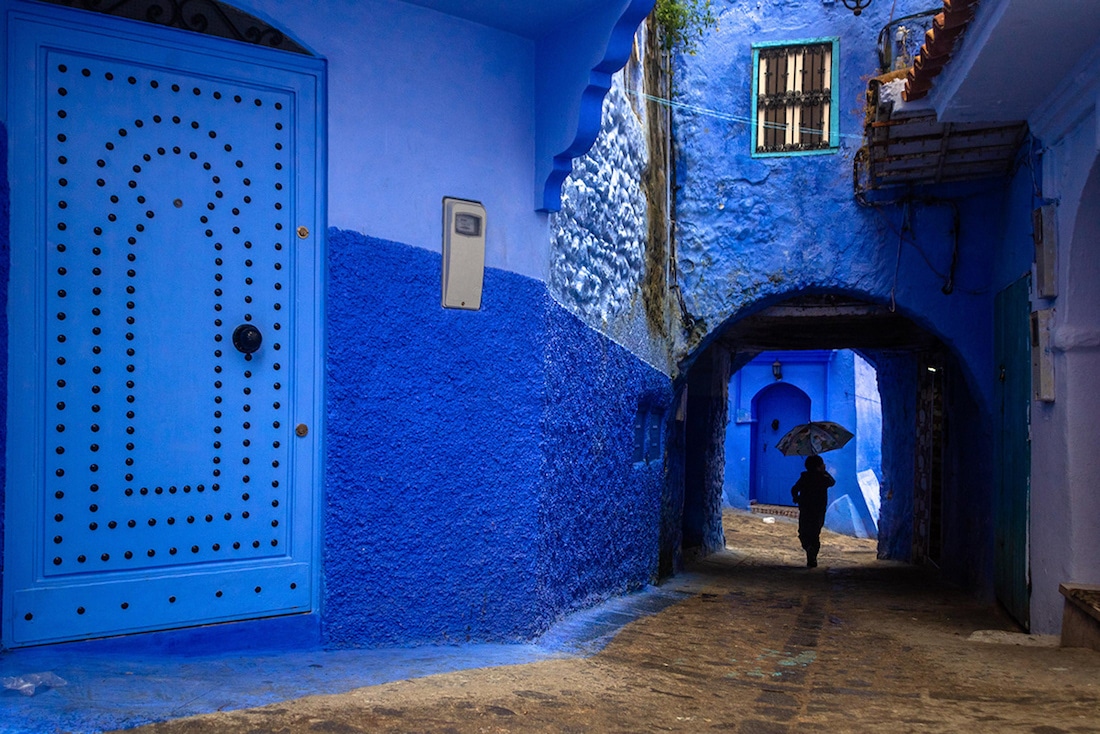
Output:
[756, 43, 832, 154]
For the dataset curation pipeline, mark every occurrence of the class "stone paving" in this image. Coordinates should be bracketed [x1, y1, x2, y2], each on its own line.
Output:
[127, 512, 1100, 733]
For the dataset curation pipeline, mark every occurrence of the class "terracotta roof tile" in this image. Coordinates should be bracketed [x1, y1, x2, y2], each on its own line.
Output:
[904, 0, 981, 101]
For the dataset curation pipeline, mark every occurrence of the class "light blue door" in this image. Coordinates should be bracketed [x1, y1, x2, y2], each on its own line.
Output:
[4, 3, 325, 646]
[751, 383, 811, 506]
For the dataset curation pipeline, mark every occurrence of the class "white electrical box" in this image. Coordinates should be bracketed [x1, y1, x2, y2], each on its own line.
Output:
[1031, 308, 1055, 402]
[441, 197, 486, 310]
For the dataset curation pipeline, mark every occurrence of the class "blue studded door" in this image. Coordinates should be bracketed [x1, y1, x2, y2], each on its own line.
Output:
[4, 3, 325, 646]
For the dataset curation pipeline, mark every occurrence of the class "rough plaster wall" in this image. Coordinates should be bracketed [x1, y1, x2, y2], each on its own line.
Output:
[549, 66, 672, 374]
[683, 348, 729, 554]
[0, 124, 7, 638]
[324, 229, 673, 646]
[671, 0, 998, 398]
[939, 356, 995, 596]
[661, 387, 687, 577]
[539, 305, 672, 617]
[550, 71, 647, 322]
[672, 0, 899, 328]
[871, 352, 916, 561]
[324, 229, 546, 646]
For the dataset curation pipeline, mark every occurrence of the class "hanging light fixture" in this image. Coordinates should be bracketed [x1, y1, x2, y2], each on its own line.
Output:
[772, 360, 783, 381]
[841, 0, 873, 15]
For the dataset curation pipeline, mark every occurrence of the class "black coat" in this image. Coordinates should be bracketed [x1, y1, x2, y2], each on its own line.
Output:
[791, 469, 835, 516]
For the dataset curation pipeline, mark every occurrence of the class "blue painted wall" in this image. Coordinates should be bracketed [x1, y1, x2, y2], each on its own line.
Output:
[234, 0, 654, 280]
[539, 304, 672, 614]
[854, 353, 882, 481]
[674, 1, 1001, 402]
[323, 229, 671, 646]
[682, 348, 729, 555]
[324, 229, 545, 644]
[254, 0, 546, 279]
[0, 124, 7, 631]
[727, 352, 830, 508]
[871, 352, 916, 560]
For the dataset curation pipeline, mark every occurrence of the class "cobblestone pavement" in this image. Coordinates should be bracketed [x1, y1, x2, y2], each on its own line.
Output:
[128, 512, 1100, 733]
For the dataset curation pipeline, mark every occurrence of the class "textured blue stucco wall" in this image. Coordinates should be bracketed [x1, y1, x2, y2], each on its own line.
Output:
[870, 352, 916, 561]
[0, 123, 8, 637]
[673, 0, 1000, 408]
[324, 229, 672, 646]
[549, 43, 673, 375]
[550, 73, 650, 348]
[324, 229, 546, 646]
[539, 304, 672, 616]
[683, 348, 729, 554]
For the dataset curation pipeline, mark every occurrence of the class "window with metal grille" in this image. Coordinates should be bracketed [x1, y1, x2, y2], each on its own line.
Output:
[752, 40, 839, 156]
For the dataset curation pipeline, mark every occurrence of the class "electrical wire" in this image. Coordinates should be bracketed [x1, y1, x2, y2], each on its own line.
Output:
[626, 83, 988, 298]
[625, 89, 867, 142]
[890, 200, 906, 312]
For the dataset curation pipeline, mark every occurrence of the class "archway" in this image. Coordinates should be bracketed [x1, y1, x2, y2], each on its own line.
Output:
[726, 350, 882, 539]
[672, 292, 994, 599]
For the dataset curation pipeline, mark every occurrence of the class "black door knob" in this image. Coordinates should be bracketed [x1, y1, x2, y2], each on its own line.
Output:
[232, 324, 262, 354]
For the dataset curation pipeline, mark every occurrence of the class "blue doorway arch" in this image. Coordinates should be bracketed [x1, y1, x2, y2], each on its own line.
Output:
[750, 382, 811, 506]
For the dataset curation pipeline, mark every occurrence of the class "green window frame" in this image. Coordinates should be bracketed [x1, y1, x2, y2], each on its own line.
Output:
[751, 38, 840, 157]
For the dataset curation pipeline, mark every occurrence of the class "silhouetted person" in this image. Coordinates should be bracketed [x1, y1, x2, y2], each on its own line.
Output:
[791, 455, 835, 567]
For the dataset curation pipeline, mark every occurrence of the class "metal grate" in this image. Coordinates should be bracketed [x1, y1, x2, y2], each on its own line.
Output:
[756, 43, 833, 154]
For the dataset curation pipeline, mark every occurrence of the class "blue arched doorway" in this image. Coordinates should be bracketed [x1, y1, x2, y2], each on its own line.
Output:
[750, 382, 811, 506]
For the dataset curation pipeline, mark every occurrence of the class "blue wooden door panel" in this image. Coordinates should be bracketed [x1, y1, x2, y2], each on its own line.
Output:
[4, 3, 324, 646]
[752, 383, 811, 506]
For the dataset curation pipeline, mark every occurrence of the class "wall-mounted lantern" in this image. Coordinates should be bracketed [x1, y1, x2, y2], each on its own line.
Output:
[772, 360, 783, 381]
[841, 0, 873, 15]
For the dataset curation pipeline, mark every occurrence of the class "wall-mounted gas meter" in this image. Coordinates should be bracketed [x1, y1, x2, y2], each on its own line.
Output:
[441, 197, 486, 310]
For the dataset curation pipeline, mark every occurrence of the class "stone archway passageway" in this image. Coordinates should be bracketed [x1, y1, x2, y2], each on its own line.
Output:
[679, 293, 995, 600]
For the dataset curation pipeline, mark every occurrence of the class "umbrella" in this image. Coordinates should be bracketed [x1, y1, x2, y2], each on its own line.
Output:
[776, 421, 854, 456]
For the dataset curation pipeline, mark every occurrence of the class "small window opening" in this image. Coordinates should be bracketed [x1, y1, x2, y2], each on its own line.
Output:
[633, 408, 663, 465]
[753, 41, 837, 155]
